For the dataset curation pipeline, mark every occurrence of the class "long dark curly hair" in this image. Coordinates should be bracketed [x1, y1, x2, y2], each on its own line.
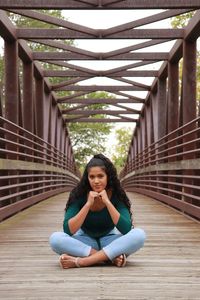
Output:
[65, 154, 132, 217]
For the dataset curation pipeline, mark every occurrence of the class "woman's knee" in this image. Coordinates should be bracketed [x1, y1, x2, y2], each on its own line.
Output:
[49, 231, 66, 250]
[130, 228, 146, 247]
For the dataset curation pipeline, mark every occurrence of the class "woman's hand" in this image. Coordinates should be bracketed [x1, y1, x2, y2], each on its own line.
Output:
[98, 190, 110, 205]
[86, 191, 99, 207]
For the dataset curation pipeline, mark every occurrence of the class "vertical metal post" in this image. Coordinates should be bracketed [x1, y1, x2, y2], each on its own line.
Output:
[167, 61, 179, 197]
[35, 77, 44, 139]
[4, 40, 19, 202]
[23, 61, 34, 132]
[4, 41, 18, 124]
[182, 40, 197, 204]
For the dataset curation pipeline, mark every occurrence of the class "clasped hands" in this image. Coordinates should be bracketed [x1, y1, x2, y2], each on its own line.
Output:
[87, 190, 110, 207]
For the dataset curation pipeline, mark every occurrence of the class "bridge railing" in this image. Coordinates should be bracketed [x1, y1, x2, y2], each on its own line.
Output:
[0, 116, 80, 221]
[120, 117, 200, 220]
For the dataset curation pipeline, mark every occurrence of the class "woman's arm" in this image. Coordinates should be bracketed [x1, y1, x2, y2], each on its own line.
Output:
[67, 191, 98, 235]
[99, 190, 132, 234]
[99, 190, 120, 225]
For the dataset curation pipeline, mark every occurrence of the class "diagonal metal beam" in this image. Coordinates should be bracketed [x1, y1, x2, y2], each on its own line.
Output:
[57, 91, 98, 103]
[112, 91, 145, 102]
[104, 9, 192, 36]
[7, 9, 98, 36]
[51, 77, 91, 89]
[185, 10, 200, 41]
[29, 39, 98, 58]
[104, 61, 158, 76]
[103, 39, 170, 59]
[45, 61, 98, 76]
[109, 77, 151, 90]
[0, 9, 16, 41]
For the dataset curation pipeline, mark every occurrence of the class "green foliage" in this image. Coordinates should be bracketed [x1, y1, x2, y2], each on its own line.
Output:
[171, 12, 195, 28]
[112, 127, 133, 172]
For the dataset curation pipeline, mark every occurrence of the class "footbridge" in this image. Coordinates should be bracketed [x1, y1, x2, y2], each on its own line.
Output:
[0, 2, 200, 299]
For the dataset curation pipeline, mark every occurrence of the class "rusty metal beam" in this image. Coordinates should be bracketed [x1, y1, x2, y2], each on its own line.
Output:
[105, 9, 192, 36]
[32, 51, 168, 61]
[16, 28, 184, 39]
[54, 85, 149, 92]
[0, 0, 99, 9]
[63, 109, 140, 115]
[184, 10, 200, 41]
[18, 39, 33, 63]
[45, 61, 97, 76]
[0, 9, 16, 41]
[102, 39, 170, 58]
[29, 39, 97, 58]
[57, 98, 144, 104]
[44, 70, 158, 77]
[102, 0, 200, 9]
[103, 29, 184, 39]
[7, 9, 97, 36]
[51, 77, 91, 89]
[65, 118, 137, 123]
[0, 0, 199, 9]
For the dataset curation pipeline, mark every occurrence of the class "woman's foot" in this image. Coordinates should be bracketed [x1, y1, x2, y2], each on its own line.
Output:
[112, 254, 127, 267]
[59, 254, 80, 269]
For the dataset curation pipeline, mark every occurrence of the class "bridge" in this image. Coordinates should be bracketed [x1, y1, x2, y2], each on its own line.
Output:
[0, 1, 200, 299]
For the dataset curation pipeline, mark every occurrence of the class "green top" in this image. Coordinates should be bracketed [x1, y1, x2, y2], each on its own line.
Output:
[63, 194, 132, 238]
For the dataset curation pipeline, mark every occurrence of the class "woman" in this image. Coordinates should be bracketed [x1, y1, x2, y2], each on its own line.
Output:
[49, 154, 146, 269]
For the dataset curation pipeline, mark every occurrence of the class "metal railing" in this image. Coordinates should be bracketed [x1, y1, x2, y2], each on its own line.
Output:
[120, 117, 200, 220]
[0, 116, 80, 221]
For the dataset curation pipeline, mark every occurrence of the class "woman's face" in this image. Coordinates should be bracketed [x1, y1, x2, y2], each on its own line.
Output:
[88, 166, 108, 192]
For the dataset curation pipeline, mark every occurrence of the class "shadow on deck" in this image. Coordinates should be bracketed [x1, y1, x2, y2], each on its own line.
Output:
[0, 192, 200, 300]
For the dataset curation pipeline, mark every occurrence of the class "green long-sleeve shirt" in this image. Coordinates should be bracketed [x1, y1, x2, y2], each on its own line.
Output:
[63, 194, 132, 238]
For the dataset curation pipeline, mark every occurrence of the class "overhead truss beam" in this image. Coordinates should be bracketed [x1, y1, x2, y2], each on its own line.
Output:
[0, 1, 199, 9]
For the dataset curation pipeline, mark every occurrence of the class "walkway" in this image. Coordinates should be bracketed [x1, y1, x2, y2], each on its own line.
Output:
[0, 192, 200, 300]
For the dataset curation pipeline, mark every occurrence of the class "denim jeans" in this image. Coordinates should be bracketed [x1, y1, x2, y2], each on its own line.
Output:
[49, 227, 146, 260]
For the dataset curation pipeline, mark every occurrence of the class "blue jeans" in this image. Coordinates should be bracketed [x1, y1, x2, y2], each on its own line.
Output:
[49, 227, 146, 260]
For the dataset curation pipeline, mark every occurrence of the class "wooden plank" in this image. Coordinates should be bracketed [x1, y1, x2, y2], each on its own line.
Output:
[0, 192, 200, 299]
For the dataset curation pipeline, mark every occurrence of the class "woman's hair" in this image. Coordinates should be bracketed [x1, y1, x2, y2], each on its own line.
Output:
[65, 154, 132, 216]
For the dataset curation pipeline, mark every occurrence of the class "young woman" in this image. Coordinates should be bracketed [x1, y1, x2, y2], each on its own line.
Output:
[49, 154, 146, 269]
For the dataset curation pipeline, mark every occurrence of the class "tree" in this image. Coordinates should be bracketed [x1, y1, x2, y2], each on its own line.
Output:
[112, 127, 133, 172]
[171, 12, 195, 28]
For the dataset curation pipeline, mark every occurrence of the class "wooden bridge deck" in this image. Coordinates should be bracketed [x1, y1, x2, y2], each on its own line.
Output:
[0, 192, 200, 300]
